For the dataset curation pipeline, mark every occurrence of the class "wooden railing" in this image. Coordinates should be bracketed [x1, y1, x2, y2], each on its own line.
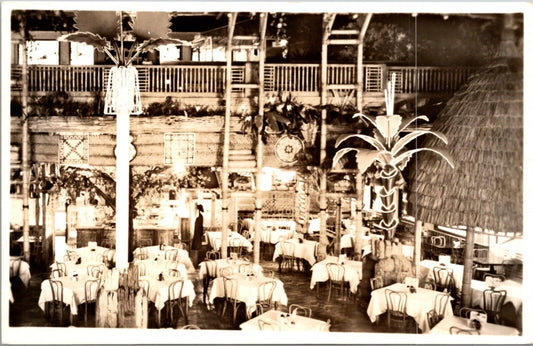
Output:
[12, 63, 476, 95]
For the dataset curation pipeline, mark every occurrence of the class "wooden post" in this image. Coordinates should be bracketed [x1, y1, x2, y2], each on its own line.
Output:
[21, 30, 31, 263]
[115, 107, 130, 269]
[356, 14, 373, 111]
[461, 226, 475, 307]
[211, 193, 216, 227]
[253, 13, 268, 264]
[353, 172, 364, 257]
[335, 198, 342, 256]
[41, 164, 48, 265]
[414, 220, 423, 280]
[221, 13, 237, 259]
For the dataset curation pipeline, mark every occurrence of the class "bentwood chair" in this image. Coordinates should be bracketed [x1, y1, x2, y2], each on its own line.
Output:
[326, 263, 346, 302]
[449, 326, 480, 335]
[221, 277, 243, 324]
[167, 269, 182, 279]
[165, 249, 179, 261]
[84, 278, 101, 325]
[482, 288, 507, 324]
[279, 241, 297, 273]
[219, 266, 234, 278]
[228, 238, 245, 258]
[87, 264, 104, 279]
[203, 260, 217, 304]
[459, 307, 487, 319]
[257, 280, 277, 311]
[238, 263, 254, 275]
[427, 309, 440, 329]
[48, 280, 67, 326]
[137, 262, 147, 277]
[434, 292, 451, 320]
[422, 280, 436, 291]
[258, 319, 281, 331]
[289, 304, 312, 318]
[50, 269, 64, 279]
[205, 250, 220, 260]
[483, 273, 506, 283]
[433, 266, 454, 292]
[138, 279, 150, 297]
[54, 262, 67, 277]
[370, 277, 384, 291]
[167, 279, 188, 327]
[384, 289, 409, 332]
[246, 303, 264, 320]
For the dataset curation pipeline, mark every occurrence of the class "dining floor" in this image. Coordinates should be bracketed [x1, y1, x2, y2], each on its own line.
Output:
[8, 259, 391, 333]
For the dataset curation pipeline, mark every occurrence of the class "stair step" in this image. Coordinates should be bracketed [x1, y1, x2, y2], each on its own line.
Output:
[229, 154, 256, 161]
[229, 149, 253, 155]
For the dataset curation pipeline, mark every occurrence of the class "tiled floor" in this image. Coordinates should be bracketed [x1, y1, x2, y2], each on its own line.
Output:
[8, 258, 391, 333]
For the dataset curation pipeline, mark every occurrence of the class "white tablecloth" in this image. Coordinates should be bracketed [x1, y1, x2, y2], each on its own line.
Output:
[206, 231, 253, 252]
[134, 259, 189, 279]
[420, 260, 464, 290]
[209, 273, 288, 309]
[240, 309, 328, 332]
[133, 246, 194, 271]
[10, 257, 31, 287]
[142, 276, 196, 311]
[367, 283, 454, 333]
[72, 246, 111, 263]
[429, 315, 519, 335]
[273, 238, 318, 265]
[38, 276, 99, 315]
[245, 219, 296, 232]
[310, 256, 362, 294]
[470, 279, 523, 310]
[51, 260, 107, 280]
[258, 228, 295, 244]
[198, 259, 263, 280]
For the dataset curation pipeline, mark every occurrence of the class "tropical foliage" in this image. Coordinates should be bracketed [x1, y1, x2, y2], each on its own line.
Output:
[333, 74, 454, 239]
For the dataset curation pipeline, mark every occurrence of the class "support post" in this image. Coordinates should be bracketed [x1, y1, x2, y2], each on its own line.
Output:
[335, 198, 342, 256]
[21, 32, 30, 263]
[356, 14, 373, 111]
[115, 108, 130, 269]
[414, 220, 423, 280]
[41, 165, 48, 265]
[461, 226, 475, 307]
[353, 172, 364, 257]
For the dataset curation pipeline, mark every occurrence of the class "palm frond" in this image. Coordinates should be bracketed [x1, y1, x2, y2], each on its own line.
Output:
[352, 134, 387, 151]
[391, 130, 449, 156]
[59, 32, 111, 52]
[332, 148, 359, 170]
[398, 115, 430, 133]
[392, 147, 455, 170]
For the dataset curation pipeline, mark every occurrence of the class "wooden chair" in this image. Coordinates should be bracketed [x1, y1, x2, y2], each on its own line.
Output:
[167, 280, 188, 327]
[258, 318, 281, 331]
[50, 269, 64, 279]
[84, 278, 100, 325]
[228, 238, 245, 258]
[87, 264, 104, 279]
[64, 250, 79, 262]
[459, 307, 487, 319]
[422, 280, 436, 291]
[483, 273, 506, 282]
[257, 280, 277, 311]
[167, 268, 182, 279]
[165, 261, 179, 271]
[326, 263, 346, 302]
[482, 288, 507, 324]
[246, 303, 264, 320]
[320, 318, 331, 332]
[262, 270, 275, 278]
[138, 279, 150, 296]
[48, 280, 67, 326]
[427, 309, 440, 329]
[203, 260, 217, 304]
[289, 304, 312, 318]
[136, 247, 149, 260]
[238, 263, 254, 275]
[54, 262, 67, 277]
[221, 277, 243, 324]
[449, 326, 480, 335]
[10, 257, 22, 278]
[180, 324, 201, 329]
[279, 241, 297, 273]
[137, 262, 147, 277]
[165, 249, 178, 261]
[370, 277, 384, 291]
[434, 292, 451, 320]
[384, 289, 409, 331]
[205, 250, 220, 260]
[433, 266, 453, 292]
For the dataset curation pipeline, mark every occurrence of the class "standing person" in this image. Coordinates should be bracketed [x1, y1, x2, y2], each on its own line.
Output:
[191, 204, 204, 266]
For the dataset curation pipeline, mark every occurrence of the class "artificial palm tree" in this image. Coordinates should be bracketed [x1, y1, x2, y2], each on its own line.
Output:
[333, 74, 454, 240]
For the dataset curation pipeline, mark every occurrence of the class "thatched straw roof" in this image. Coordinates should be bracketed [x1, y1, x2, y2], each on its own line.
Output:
[408, 30, 523, 236]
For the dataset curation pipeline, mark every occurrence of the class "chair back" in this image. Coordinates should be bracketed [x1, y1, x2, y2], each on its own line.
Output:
[51, 269, 64, 279]
[370, 277, 384, 291]
[385, 289, 407, 317]
[427, 309, 440, 329]
[223, 277, 238, 301]
[482, 288, 507, 323]
[87, 264, 104, 278]
[258, 319, 281, 331]
[168, 280, 185, 301]
[165, 249, 178, 261]
[433, 266, 453, 290]
[422, 280, 436, 290]
[257, 280, 277, 307]
[228, 238, 244, 257]
[483, 273, 506, 283]
[180, 324, 201, 329]
[238, 263, 254, 274]
[326, 263, 345, 282]
[263, 270, 275, 278]
[10, 257, 22, 277]
[65, 250, 79, 262]
[137, 262, 146, 277]
[205, 250, 220, 260]
[55, 262, 67, 276]
[431, 236, 446, 247]
[449, 326, 480, 335]
[434, 292, 450, 318]
[289, 304, 312, 318]
[85, 279, 100, 303]
[204, 260, 217, 278]
[280, 241, 295, 257]
[247, 303, 264, 319]
[138, 279, 150, 296]
[219, 266, 234, 278]
[165, 260, 179, 271]
[49, 279, 64, 303]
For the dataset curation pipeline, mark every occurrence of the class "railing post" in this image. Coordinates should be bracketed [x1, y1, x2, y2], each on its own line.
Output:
[380, 64, 388, 91]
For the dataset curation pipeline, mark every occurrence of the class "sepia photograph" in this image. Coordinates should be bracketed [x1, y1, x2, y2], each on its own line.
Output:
[1, 1, 531, 344]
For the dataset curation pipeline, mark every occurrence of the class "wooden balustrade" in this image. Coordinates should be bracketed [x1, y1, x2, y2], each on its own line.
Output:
[11, 63, 475, 96]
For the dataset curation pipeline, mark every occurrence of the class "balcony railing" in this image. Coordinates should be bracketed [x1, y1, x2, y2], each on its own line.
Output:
[11, 63, 476, 96]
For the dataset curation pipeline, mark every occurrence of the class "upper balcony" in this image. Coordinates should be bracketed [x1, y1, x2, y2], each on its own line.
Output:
[11, 62, 476, 111]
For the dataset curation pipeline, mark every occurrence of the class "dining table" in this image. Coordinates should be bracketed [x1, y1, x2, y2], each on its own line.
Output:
[132, 245, 194, 272]
[310, 256, 362, 294]
[198, 258, 263, 280]
[51, 260, 108, 280]
[470, 279, 523, 311]
[206, 231, 253, 252]
[428, 315, 520, 335]
[9, 256, 31, 287]
[71, 245, 114, 263]
[272, 238, 318, 266]
[134, 259, 189, 279]
[367, 282, 454, 333]
[239, 309, 329, 332]
[208, 273, 288, 310]
[38, 275, 100, 317]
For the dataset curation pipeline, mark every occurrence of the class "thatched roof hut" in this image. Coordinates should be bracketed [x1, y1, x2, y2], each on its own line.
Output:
[408, 28, 523, 237]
